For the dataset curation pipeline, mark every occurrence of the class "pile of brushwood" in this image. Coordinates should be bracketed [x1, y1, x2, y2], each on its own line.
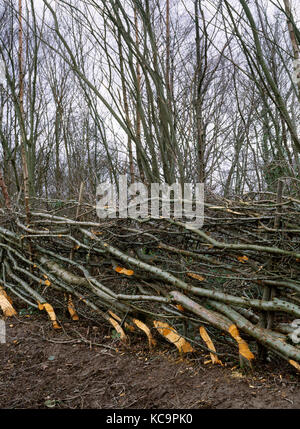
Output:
[1, 189, 300, 371]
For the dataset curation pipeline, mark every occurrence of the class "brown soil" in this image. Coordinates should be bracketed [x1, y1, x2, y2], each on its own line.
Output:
[1, 314, 300, 409]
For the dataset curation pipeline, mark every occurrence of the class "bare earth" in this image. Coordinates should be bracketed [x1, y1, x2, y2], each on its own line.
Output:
[1, 315, 300, 409]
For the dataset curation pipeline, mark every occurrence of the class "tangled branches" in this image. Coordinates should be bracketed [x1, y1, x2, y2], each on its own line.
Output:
[0, 192, 300, 370]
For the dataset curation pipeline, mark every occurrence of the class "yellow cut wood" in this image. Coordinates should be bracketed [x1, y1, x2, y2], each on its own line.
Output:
[187, 272, 205, 281]
[237, 255, 249, 263]
[228, 324, 254, 361]
[108, 317, 127, 343]
[67, 295, 79, 321]
[38, 301, 61, 329]
[153, 320, 194, 354]
[114, 266, 134, 276]
[0, 287, 16, 317]
[289, 360, 300, 372]
[108, 310, 135, 332]
[133, 318, 156, 349]
[199, 326, 223, 366]
[0, 286, 13, 305]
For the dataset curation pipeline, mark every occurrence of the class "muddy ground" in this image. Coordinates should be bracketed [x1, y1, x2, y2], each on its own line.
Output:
[1, 313, 300, 410]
